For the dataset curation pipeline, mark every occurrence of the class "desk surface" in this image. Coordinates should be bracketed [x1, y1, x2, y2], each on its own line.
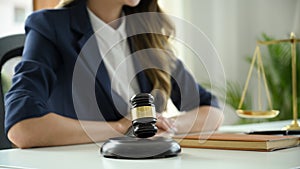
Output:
[0, 120, 299, 169]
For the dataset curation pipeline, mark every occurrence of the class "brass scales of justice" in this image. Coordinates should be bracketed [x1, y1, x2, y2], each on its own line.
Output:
[236, 32, 300, 130]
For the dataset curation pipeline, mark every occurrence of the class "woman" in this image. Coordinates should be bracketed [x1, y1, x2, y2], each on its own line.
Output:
[5, 0, 223, 148]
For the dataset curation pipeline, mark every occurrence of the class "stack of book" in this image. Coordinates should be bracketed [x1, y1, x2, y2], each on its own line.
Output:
[173, 133, 299, 151]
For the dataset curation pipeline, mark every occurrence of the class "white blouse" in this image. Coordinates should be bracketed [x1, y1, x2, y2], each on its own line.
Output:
[87, 7, 140, 104]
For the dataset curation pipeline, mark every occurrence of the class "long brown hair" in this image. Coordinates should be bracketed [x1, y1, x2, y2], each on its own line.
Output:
[123, 1, 176, 112]
[57, 0, 176, 111]
[56, 0, 74, 8]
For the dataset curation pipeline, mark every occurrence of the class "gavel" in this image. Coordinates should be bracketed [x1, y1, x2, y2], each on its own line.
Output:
[101, 93, 181, 159]
[130, 93, 158, 138]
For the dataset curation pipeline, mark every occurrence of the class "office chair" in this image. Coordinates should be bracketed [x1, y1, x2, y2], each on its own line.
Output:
[0, 34, 25, 149]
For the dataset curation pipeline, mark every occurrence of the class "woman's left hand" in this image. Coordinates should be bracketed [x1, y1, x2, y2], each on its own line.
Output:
[155, 114, 177, 135]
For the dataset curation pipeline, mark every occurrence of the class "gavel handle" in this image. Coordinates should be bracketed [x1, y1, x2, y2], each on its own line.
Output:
[125, 125, 135, 137]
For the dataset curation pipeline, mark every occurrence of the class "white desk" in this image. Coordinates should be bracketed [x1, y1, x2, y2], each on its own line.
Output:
[0, 120, 299, 169]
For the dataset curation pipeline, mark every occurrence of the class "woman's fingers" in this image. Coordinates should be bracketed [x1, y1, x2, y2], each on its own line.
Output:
[156, 115, 177, 133]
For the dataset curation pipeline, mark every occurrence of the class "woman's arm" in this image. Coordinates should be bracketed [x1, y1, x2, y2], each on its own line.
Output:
[8, 112, 174, 148]
[8, 106, 222, 148]
[7, 113, 132, 148]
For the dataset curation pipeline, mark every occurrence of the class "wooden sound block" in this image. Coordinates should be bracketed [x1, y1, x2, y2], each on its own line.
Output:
[101, 136, 181, 159]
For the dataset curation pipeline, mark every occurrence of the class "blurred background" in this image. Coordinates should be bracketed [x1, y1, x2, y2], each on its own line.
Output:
[1, 0, 299, 125]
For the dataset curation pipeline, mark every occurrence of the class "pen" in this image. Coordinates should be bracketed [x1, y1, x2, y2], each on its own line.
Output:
[246, 130, 300, 135]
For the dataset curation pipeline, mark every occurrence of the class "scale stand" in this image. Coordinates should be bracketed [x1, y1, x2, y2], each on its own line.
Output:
[282, 33, 300, 130]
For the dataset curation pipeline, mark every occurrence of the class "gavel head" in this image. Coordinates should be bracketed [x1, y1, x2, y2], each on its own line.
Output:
[130, 93, 158, 138]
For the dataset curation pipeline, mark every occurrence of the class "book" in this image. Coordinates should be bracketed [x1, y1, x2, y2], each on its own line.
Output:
[173, 133, 299, 151]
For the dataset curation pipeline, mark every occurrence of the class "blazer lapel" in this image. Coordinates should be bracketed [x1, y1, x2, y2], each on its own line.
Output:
[136, 71, 152, 93]
[69, 1, 113, 104]
[127, 37, 153, 93]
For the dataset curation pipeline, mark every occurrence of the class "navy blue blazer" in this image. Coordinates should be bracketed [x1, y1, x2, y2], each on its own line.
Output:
[4, 0, 218, 134]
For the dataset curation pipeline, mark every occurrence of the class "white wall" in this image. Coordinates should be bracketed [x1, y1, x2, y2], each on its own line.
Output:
[180, 0, 299, 82]
[161, 0, 300, 124]
[0, 0, 32, 37]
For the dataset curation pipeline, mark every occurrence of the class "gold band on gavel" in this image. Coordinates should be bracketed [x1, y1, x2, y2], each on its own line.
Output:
[131, 106, 156, 120]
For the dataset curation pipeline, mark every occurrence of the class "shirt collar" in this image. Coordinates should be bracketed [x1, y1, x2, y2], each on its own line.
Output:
[87, 7, 127, 39]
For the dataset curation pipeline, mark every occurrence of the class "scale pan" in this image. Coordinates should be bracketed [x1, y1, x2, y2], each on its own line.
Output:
[236, 109, 279, 118]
